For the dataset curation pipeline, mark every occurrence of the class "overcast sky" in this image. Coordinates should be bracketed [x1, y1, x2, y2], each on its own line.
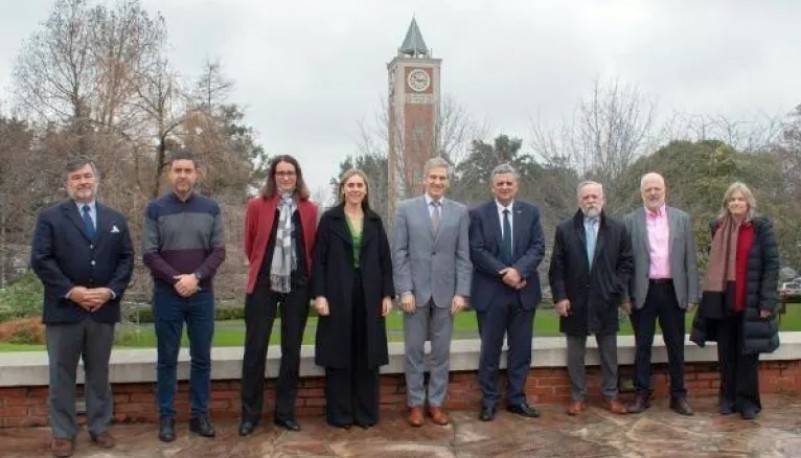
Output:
[1, 0, 799, 197]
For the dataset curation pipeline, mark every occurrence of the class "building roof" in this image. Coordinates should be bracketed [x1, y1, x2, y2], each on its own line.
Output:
[398, 17, 429, 57]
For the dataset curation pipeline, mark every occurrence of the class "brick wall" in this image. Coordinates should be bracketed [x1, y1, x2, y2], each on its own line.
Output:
[2, 360, 800, 428]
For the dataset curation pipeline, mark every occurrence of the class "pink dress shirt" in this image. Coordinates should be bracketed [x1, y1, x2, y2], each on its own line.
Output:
[646, 205, 671, 279]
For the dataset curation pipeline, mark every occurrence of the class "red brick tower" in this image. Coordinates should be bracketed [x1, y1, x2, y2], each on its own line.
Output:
[387, 18, 441, 221]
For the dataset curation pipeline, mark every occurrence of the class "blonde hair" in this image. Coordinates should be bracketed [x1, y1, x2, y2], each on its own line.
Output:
[719, 181, 756, 221]
[338, 168, 371, 211]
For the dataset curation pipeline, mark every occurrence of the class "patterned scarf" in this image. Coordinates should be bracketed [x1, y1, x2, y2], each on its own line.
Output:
[270, 193, 297, 293]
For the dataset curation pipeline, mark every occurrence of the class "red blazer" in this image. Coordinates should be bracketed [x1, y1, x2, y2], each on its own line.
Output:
[244, 195, 318, 294]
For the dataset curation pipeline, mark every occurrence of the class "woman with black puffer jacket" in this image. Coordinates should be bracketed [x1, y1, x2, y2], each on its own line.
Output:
[690, 181, 780, 420]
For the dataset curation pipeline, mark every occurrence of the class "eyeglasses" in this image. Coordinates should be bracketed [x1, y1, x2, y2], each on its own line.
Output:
[275, 171, 296, 177]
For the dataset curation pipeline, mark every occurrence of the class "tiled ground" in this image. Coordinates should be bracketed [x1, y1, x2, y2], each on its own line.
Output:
[3, 394, 801, 457]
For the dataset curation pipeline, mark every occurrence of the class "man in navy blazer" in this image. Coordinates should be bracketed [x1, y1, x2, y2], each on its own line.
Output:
[31, 158, 133, 458]
[469, 163, 545, 422]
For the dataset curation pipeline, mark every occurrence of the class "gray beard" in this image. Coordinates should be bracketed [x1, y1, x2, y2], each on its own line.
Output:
[581, 207, 601, 218]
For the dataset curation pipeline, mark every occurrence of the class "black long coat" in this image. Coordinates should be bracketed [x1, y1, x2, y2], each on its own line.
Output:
[690, 216, 780, 354]
[311, 204, 394, 369]
[548, 210, 634, 336]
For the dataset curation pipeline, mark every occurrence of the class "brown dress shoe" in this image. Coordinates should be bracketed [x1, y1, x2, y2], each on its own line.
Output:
[51, 438, 73, 458]
[566, 400, 586, 416]
[428, 407, 449, 425]
[408, 406, 424, 427]
[604, 398, 628, 415]
[90, 431, 116, 448]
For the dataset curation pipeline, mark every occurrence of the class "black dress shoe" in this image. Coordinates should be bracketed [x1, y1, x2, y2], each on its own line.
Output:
[158, 417, 175, 442]
[274, 418, 301, 432]
[669, 397, 694, 416]
[506, 403, 541, 418]
[189, 415, 216, 437]
[479, 406, 496, 422]
[238, 421, 256, 436]
[719, 402, 736, 415]
[740, 406, 759, 420]
[327, 421, 352, 430]
[626, 394, 651, 414]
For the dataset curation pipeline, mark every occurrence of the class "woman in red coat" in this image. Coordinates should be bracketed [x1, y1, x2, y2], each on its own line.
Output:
[239, 155, 318, 435]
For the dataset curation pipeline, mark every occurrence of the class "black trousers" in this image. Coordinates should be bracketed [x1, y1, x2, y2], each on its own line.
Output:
[630, 280, 686, 398]
[717, 312, 761, 412]
[324, 272, 380, 427]
[240, 277, 309, 423]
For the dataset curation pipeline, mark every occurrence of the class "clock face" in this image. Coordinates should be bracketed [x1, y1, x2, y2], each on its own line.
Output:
[407, 69, 431, 92]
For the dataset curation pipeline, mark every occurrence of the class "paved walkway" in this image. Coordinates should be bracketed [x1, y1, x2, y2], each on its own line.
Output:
[3, 394, 801, 457]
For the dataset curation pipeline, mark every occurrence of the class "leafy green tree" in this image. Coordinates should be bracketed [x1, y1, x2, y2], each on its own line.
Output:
[333, 153, 389, 222]
[617, 139, 795, 269]
[451, 134, 539, 205]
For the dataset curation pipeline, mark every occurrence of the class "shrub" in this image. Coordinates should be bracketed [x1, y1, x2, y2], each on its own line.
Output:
[9, 328, 40, 344]
[0, 318, 46, 344]
[123, 304, 248, 323]
[0, 271, 44, 322]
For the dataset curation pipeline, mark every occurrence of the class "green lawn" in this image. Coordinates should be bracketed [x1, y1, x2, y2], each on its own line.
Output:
[3, 305, 801, 351]
[0, 342, 48, 352]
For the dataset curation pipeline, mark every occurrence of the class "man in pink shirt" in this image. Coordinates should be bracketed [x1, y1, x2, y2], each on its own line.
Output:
[622, 173, 699, 415]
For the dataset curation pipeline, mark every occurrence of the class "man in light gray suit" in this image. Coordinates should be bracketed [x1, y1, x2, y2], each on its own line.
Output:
[392, 157, 472, 427]
[622, 172, 699, 416]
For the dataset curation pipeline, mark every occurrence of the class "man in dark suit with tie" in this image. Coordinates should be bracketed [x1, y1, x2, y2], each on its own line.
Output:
[622, 172, 698, 415]
[31, 157, 134, 458]
[469, 163, 545, 422]
[548, 181, 633, 416]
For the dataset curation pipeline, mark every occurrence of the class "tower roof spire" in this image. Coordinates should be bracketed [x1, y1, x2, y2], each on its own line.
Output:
[398, 17, 429, 58]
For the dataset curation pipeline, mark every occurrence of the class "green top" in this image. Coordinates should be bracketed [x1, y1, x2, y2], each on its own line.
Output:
[346, 215, 362, 268]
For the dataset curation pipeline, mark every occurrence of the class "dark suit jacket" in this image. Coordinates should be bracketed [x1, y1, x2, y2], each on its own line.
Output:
[311, 204, 393, 369]
[469, 199, 545, 312]
[548, 210, 633, 335]
[31, 201, 134, 324]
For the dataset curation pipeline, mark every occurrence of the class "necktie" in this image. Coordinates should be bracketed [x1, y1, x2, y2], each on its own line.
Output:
[430, 200, 441, 233]
[501, 209, 512, 264]
[586, 217, 597, 268]
[82, 205, 96, 240]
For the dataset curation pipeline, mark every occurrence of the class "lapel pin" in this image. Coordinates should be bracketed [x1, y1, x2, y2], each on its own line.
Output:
[111, 225, 120, 233]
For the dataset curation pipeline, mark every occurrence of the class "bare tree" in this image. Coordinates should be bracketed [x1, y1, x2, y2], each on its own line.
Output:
[89, 0, 166, 133]
[14, 0, 166, 138]
[0, 117, 35, 286]
[133, 54, 187, 197]
[436, 96, 489, 165]
[356, 93, 485, 223]
[193, 59, 233, 115]
[13, 0, 96, 128]
[531, 77, 657, 200]
[660, 110, 784, 153]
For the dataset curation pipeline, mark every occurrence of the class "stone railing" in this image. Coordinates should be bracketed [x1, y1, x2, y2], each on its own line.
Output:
[1, 333, 800, 427]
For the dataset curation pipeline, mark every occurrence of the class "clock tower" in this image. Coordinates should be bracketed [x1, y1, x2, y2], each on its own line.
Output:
[387, 18, 441, 221]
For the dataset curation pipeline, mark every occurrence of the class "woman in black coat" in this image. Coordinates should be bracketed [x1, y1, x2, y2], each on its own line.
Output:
[690, 182, 780, 420]
[311, 168, 393, 429]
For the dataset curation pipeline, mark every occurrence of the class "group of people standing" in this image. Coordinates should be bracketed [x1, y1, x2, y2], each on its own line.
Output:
[31, 151, 780, 458]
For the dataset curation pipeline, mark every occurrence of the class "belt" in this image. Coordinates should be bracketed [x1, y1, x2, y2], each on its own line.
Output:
[649, 278, 673, 285]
